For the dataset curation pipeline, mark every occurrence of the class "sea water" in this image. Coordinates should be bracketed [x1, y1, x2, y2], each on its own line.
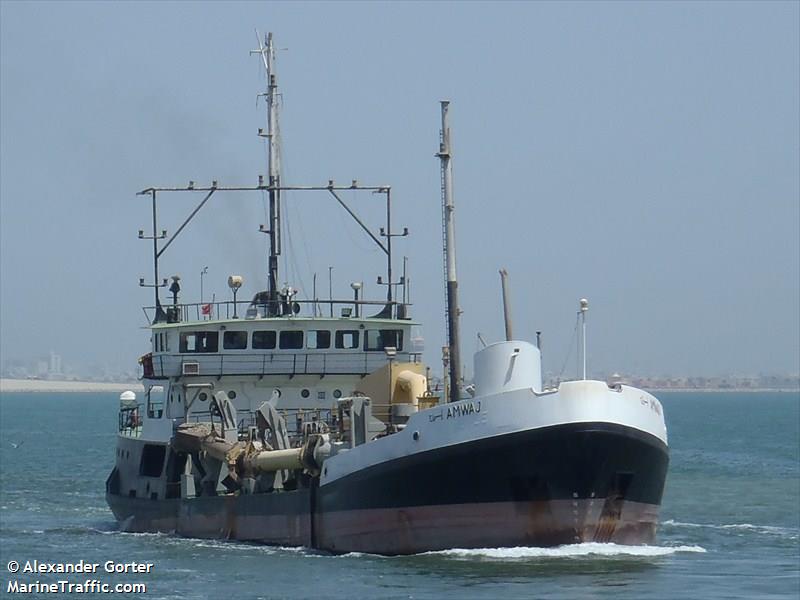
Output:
[0, 391, 797, 599]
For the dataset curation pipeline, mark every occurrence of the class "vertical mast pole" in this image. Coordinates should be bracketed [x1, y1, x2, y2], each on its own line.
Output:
[579, 298, 589, 380]
[582, 312, 587, 380]
[254, 31, 282, 314]
[266, 33, 281, 313]
[402, 256, 408, 304]
[386, 189, 393, 304]
[437, 101, 462, 403]
[151, 190, 162, 319]
[499, 269, 513, 341]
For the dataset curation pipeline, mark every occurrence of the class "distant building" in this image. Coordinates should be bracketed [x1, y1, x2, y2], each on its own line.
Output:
[48, 351, 62, 379]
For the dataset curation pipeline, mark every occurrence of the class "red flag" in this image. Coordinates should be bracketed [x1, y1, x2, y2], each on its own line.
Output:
[201, 303, 212, 316]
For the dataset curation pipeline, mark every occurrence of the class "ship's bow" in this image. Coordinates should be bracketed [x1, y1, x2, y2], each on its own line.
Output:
[316, 379, 669, 554]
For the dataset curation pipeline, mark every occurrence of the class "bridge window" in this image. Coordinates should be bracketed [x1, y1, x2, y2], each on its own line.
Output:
[223, 331, 248, 350]
[307, 330, 331, 349]
[253, 330, 277, 349]
[335, 330, 360, 349]
[179, 331, 219, 353]
[365, 329, 404, 352]
[279, 330, 304, 349]
[146, 385, 165, 418]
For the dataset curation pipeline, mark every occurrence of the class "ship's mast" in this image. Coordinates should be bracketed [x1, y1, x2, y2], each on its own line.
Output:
[138, 35, 408, 324]
[253, 32, 282, 314]
[437, 101, 462, 403]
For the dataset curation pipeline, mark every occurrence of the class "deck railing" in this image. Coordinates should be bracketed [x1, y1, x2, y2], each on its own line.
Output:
[188, 407, 337, 441]
[143, 350, 420, 379]
[143, 298, 411, 324]
[118, 403, 143, 437]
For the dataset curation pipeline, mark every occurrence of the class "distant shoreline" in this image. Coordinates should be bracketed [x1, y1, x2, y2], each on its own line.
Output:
[0, 378, 796, 395]
[0, 379, 145, 393]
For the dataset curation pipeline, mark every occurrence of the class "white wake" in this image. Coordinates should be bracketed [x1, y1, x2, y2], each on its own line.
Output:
[421, 543, 706, 559]
[662, 519, 799, 539]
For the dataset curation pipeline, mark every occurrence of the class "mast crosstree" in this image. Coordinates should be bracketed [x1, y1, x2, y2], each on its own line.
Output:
[137, 33, 409, 323]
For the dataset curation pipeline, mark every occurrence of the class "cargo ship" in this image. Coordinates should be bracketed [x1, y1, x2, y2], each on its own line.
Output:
[106, 33, 669, 555]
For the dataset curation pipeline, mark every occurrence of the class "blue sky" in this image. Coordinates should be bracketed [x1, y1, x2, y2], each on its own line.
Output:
[1, 1, 798, 377]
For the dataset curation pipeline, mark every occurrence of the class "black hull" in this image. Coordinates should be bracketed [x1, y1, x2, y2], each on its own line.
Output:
[107, 422, 668, 555]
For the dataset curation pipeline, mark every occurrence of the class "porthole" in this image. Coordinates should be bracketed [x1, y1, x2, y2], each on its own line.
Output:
[199, 392, 208, 401]
[301, 389, 310, 399]
[227, 390, 237, 400]
[333, 389, 342, 399]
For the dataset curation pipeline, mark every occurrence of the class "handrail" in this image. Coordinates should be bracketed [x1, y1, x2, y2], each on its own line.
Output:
[143, 298, 413, 324]
[118, 403, 144, 437]
[141, 350, 421, 380]
[195, 351, 416, 377]
[187, 406, 336, 441]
